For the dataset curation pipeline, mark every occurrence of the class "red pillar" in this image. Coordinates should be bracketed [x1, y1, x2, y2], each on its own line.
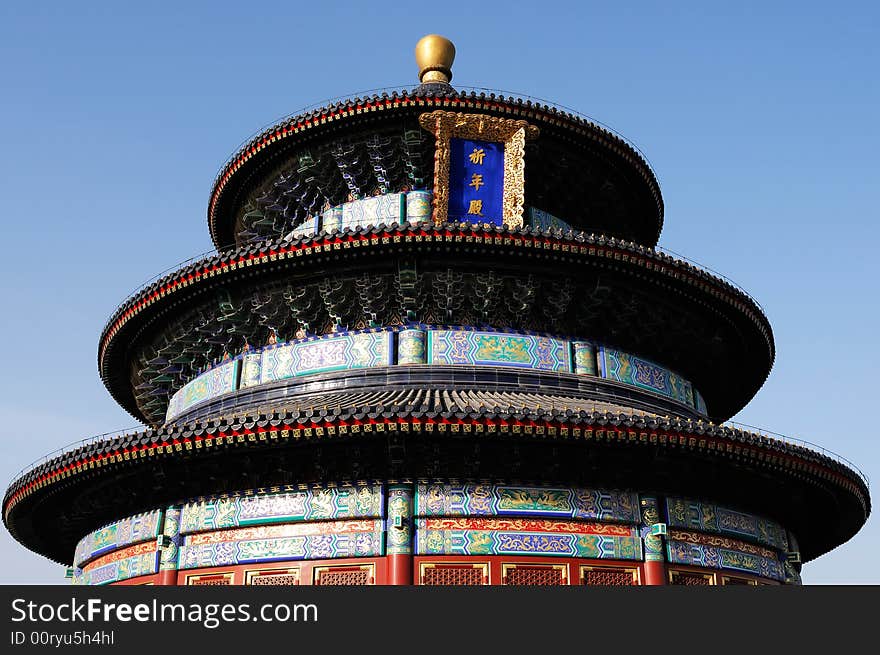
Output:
[640, 495, 667, 586]
[157, 568, 178, 586]
[643, 559, 667, 586]
[388, 554, 413, 585]
[386, 484, 414, 585]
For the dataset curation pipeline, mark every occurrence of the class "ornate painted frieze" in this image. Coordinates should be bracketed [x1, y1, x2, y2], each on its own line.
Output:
[74, 510, 162, 568]
[666, 531, 785, 582]
[405, 190, 433, 223]
[599, 347, 694, 407]
[526, 207, 571, 232]
[322, 206, 343, 233]
[427, 330, 570, 371]
[784, 560, 802, 585]
[77, 541, 159, 585]
[290, 215, 320, 238]
[415, 518, 641, 560]
[572, 341, 597, 376]
[177, 519, 384, 569]
[665, 497, 788, 551]
[162, 326, 706, 425]
[386, 485, 413, 555]
[639, 495, 664, 562]
[341, 193, 405, 231]
[239, 352, 262, 389]
[259, 331, 393, 384]
[694, 390, 708, 415]
[397, 329, 427, 365]
[166, 359, 239, 422]
[159, 506, 182, 572]
[286, 191, 431, 241]
[415, 484, 639, 524]
[180, 485, 384, 535]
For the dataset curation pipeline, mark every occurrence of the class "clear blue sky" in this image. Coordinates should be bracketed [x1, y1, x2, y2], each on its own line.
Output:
[0, 1, 876, 583]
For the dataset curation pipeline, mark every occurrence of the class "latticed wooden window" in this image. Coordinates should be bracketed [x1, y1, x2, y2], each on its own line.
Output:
[246, 569, 300, 585]
[503, 565, 567, 586]
[722, 576, 756, 586]
[421, 564, 488, 585]
[669, 571, 714, 586]
[581, 567, 637, 586]
[314, 566, 373, 586]
[187, 574, 233, 585]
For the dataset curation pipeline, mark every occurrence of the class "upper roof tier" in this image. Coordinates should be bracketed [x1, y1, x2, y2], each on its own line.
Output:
[207, 76, 664, 249]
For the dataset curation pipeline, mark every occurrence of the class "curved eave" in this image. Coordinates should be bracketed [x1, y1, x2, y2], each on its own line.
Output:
[3, 406, 869, 565]
[97, 224, 774, 425]
[207, 89, 664, 249]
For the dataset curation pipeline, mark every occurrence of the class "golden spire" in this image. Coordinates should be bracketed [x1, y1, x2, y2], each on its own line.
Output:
[415, 34, 456, 84]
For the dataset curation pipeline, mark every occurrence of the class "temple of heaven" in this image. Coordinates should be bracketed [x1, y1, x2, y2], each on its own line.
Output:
[3, 36, 869, 586]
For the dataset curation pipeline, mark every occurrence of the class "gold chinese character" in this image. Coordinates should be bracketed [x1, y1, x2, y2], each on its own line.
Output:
[469, 173, 484, 191]
[467, 200, 483, 216]
[469, 147, 486, 165]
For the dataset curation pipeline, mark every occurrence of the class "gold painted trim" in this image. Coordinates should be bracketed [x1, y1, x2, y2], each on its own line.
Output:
[418, 110, 539, 228]
[184, 571, 234, 585]
[721, 575, 759, 586]
[418, 561, 490, 585]
[502, 562, 569, 585]
[312, 563, 375, 585]
[579, 565, 640, 586]
[668, 569, 717, 585]
[244, 567, 301, 585]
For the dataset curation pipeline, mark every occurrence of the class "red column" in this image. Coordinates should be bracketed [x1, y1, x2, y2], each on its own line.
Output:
[388, 554, 413, 585]
[640, 495, 667, 586]
[157, 569, 178, 586]
[386, 484, 414, 585]
[643, 559, 667, 586]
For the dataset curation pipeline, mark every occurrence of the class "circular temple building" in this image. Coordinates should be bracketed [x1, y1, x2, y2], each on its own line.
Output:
[3, 36, 870, 586]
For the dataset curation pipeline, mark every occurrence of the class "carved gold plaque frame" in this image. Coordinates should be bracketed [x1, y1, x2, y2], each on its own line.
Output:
[502, 562, 569, 585]
[418, 110, 539, 228]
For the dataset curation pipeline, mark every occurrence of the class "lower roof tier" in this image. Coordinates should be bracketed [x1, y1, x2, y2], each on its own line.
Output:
[3, 390, 868, 566]
[99, 223, 774, 425]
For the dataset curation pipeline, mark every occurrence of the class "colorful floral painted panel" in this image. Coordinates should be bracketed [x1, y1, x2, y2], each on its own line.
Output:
[239, 352, 262, 389]
[599, 347, 694, 407]
[74, 510, 162, 568]
[398, 329, 427, 365]
[415, 518, 641, 560]
[166, 359, 239, 421]
[322, 206, 343, 233]
[665, 497, 788, 551]
[428, 330, 570, 371]
[415, 484, 639, 524]
[259, 331, 393, 384]
[180, 485, 384, 535]
[289, 215, 320, 239]
[405, 190, 433, 223]
[75, 542, 159, 585]
[526, 207, 571, 232]
[341, 193, 405, 230]
[666, 530, 785, 581]
[695, 390, 708, 415]
[572, 341, 597, 376]
[177, 519, 384, 569]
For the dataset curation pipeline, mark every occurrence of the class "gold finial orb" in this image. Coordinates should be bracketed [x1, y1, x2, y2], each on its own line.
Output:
[415, 34, 455, 84]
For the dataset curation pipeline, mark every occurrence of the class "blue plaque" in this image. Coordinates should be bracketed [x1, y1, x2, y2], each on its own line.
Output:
[448, 138, 504, 225]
